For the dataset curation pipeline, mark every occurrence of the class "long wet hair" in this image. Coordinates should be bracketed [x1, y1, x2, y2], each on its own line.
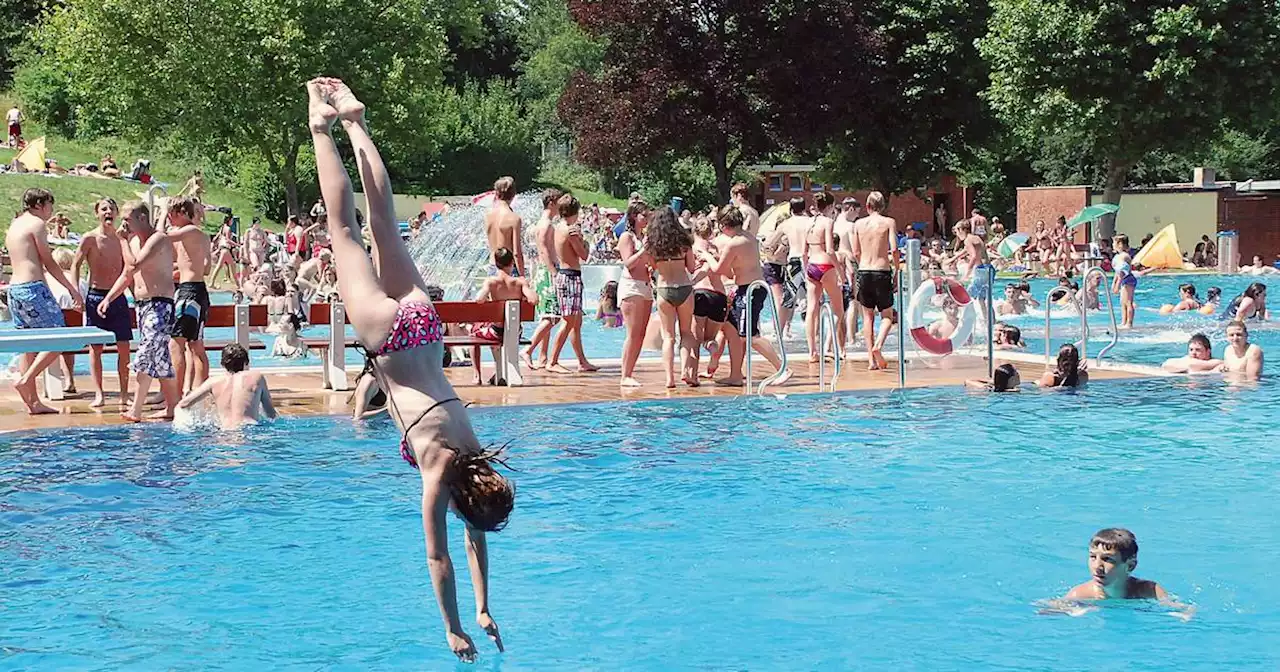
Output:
[646, 206, 693, 261]
[1054, 343, 1081, 387]
[1245, 282, 1267, 300]
[1206, 286, 1222, 303]
[447, 445, 516, 532]
[992, 363, 1019, 392]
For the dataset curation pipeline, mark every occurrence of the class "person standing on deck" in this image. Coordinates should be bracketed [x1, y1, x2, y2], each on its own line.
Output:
[484, 177, 525, 278]
[166, 197, 214, 396]
[73, 198, 134, 409]
[521, 188, 563, 369]
[6, 188, 83, 414]
[851, 191, 897, 371]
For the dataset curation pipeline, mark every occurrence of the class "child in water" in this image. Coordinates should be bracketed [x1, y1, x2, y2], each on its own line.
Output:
[270, 313, 311, 359]
[1038, 343, 1088, 388]
[1200, 287, 1222, 315]
[994, 322, 1024, 349]
[596, 280, 623, 328]
[1162, 283, 1201, 313]
[927, 296, 961, 341]
[1065, 528, 1167, 600]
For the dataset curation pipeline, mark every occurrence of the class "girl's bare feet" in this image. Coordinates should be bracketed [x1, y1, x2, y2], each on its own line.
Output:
[620, 377, 642, 387]
[306, 79, 339, 133]
[325, 78, 366, 123]
[90, 392, 106, 409]
[578, 362, 599, 373]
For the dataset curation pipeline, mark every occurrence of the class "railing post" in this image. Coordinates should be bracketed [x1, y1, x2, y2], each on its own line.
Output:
[986, 264, 995, 380]
[897, 270, 906, 390]
[327, 302, 349, 391]
[502, 300, 523, 386]
[234, 303, 250, 347]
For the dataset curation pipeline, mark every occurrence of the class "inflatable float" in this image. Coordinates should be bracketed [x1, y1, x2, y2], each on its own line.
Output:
[908, 277, 977, 355]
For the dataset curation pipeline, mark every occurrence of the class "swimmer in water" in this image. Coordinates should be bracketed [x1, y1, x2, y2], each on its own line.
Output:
[1222, 320, 1264, 379]
[927, 296, 961, 341]
[964, 362, 1020, 392]
[1225, 282, 1267, 321]
[993, 323, 1024, 350]
[309, 77, 512, 661]
[176, 343, 278, 426]
[1166, 283, 1201, 313]
[1064, 528, 1168, 601]
[1037, 343, 1088, 388]
[1200, 286, 1222, 316]
[1160, 333, 1223, 374]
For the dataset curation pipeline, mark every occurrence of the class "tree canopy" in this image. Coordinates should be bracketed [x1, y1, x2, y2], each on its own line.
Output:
[558, 0, 882, 202]
[982, 0, 1280, 235]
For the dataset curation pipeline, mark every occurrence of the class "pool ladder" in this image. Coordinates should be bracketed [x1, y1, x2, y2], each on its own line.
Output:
[743, 280, 789, 395]
[1042, 266, 1120, 368]
[816, 300, 841, 392]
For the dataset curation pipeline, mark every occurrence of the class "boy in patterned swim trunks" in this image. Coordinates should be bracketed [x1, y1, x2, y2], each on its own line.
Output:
[6, 188, 83, 415]
[522, 188, 563, 369]
[98, 201, 181, 422]
[547, 194, 598, 374]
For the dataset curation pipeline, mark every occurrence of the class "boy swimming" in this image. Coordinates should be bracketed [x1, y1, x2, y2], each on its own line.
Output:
[1065, 528, 1167, 600]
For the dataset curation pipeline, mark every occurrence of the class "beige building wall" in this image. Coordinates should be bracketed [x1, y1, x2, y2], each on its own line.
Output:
[1105, 191, 1218, 251]
[354, 192, 446, 222]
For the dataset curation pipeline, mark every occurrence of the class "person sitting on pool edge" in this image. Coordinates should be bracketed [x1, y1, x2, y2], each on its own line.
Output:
[1161, 333, 1222, 374]
[1037, 343, 1088, 388]
[176, 343, 278, 426]
[964, 363, 1020, 392]
[1223, 320, 1264, 380]
[1065, 528, 1167, 601]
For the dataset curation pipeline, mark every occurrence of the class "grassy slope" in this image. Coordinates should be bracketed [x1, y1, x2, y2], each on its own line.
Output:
[1, 129, 265, 238]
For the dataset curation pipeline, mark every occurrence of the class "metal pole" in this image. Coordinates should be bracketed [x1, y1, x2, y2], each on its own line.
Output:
[818, 303, 826, 392]
[897, 269, 906, 389]
[986, 264, 995, 379]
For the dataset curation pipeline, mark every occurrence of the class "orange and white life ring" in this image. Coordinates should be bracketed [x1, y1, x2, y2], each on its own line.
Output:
[908, 277, 977, 355]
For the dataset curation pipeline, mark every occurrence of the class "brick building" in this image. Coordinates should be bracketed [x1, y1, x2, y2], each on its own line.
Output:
[747, 165, 974, 239]
[1016, 169, 1280, 261]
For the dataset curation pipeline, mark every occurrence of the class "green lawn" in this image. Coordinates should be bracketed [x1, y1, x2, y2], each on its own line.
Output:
[1, 123, 266, 238]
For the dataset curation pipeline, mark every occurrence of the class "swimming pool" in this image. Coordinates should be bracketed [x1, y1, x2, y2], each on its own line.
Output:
[5, 377, 1279, 668]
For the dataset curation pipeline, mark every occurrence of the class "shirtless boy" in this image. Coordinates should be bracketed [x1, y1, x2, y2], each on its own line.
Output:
[100, 201, 180, 421]
[547, 194, 598, 373]
[1064, 528, 1168, 601]
[7, 188, 84, 414]
[698, 206, 790, 386]
[522, 188, 563, 368]
[1161, 333, 1223, 374]
[484, 176, 525, 277]
[472, 247, 537, 384]
[835, 198, 861, 352]
[177, 343, 277, 426]
[952, 219, 993, 321]
[1223, 320, 1264, 379]
[851, 191, 897, 370]
[73, 197, 134, 408]
[731, 182, 760, 237]
[166, 197, 214, 395]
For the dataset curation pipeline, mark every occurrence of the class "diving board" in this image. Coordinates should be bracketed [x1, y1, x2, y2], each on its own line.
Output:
[0, 327, 117, 353]
[0, 327, 118, 401]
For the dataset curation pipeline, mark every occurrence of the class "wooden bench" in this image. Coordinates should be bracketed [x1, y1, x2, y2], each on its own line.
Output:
[40, 298, 534, 396]
[304, 300, 535, 389]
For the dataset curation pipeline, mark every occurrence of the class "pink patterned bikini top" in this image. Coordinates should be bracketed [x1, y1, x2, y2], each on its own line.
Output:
[375, 301, 445, 356]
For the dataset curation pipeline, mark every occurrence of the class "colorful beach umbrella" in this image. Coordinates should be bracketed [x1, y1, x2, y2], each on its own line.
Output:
[996, 232, 1030, 258]
[758, 202, 790, 237]
[1066, 203, 1120, 230]
[1133, 223, 1183, 269]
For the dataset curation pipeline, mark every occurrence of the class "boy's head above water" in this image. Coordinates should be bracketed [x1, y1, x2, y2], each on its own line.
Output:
[1088, 528, 1139, 588]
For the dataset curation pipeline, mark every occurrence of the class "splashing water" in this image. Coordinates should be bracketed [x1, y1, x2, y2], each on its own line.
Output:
[406, 192, 546, 300]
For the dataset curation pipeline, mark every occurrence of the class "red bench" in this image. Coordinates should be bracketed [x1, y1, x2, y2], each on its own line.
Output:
[49, 299, 535, 393]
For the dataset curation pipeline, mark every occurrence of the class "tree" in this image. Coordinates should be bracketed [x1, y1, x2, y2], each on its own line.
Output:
[516, 0, 604, 142]
[981, 0, 1280, 237]
[821, 0, 994, 195]
[558, 0, 881, 203]
[0, 0, 51, 86]
[35, 0, 480, 215]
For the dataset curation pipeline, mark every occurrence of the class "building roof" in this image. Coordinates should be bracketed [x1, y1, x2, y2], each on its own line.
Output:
[1233, 179, 1280, 193]
[746, 164, 818, 173]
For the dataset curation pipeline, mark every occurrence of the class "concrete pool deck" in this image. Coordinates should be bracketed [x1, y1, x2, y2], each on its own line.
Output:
[0, 352, 1163, 433]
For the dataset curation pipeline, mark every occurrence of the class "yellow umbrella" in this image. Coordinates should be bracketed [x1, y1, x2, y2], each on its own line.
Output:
[757, 202, 790, 237]
[14, 136, 46, 171]
[1132, 223, 1183, 269]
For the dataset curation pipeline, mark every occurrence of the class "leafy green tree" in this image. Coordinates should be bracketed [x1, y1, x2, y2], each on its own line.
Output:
[34, 0, 480, 215]
[822, 0, 994, 195]
[0, 0, 51, 85]
[982, 0, 1279, 236]
[516, 0, 604, 141]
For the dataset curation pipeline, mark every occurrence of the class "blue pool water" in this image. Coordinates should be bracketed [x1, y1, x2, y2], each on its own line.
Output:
[4, 272, 1276, 377]
[5, 377, 1280, 669]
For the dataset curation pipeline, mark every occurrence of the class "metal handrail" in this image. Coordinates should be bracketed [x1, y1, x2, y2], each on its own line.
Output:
[146, 184, 169, 228]
[1080, 266, 1120, 365]
[984, 265, 995, 379]
[744, 279, 789, 395]
[817, 300, 841, 392]
[897, 269, 906, 389]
